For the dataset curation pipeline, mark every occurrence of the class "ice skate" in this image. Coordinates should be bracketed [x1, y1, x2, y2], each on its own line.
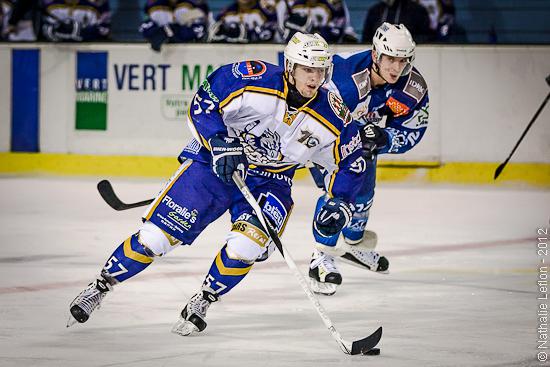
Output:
[340, 247, 389, 274]
[308, 249, 342, 296]
[171, 289, 219, 336]
[67, 277, 113, 327]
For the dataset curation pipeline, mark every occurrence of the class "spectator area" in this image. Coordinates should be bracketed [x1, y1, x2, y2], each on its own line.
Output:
[111, 0, 550, 43]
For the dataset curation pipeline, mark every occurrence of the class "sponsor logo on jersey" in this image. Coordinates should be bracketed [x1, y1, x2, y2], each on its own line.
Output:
[231, 221, 269, 247]
[386, 96, 410, 117]
[162, 195, 198, 231]
[182, 138, 202, 154]
[403, 70, 427, 102]
[328, 92, 352, 125]
[258, 192, 288, 232]
[201, 80, 219, 102]
[232, 60, 267, 79]
[402, 103, 429, 130]
[297, 129, 320, 148]
[351, 67, 371, 100]
[340, 131, 362, 160]
[349, 156, 367, 173]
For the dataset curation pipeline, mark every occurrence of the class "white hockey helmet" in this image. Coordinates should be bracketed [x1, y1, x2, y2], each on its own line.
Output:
[372, 22, 416, 75]
[284, 32, 333, 82]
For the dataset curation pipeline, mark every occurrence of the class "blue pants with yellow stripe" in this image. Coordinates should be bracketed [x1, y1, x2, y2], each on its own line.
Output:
[101, 159, 293, 297]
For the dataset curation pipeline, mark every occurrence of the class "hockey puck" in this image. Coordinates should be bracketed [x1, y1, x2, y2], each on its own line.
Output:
[362, 347, 381, 356]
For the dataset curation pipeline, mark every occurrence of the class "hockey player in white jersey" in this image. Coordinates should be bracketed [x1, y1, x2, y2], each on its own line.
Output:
[308, 23, 429, 295]
[67, 32, 368, 336]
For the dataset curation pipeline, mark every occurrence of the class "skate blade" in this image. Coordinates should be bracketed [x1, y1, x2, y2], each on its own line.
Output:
[339, 257, 390, 274]
[66, 314, 78, 328]
[309, 278, 337, 296]
[171, 318, 200, 336]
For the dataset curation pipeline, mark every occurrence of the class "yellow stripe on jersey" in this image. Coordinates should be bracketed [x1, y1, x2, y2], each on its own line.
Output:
[215, 251, 252, 276]
[265, 164, 298, 173]
[219, 85, 285, 110]
[144, 159, 193, 221]
[123, 237, 153, 264]
[246, 85, 286, 99]
[302, 107, 339, 136]
[187, 108, 211, 150]
[219, 87, 246, 109]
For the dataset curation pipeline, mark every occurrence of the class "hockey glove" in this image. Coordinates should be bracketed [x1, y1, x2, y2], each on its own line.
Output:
[359, 123, 388, 160]
[314, 198, 353, 237]
[209, 135, 248, 185]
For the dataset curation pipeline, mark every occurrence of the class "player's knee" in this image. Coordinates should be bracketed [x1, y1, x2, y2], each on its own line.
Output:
[138, 221, 181, 256]
[227, 216, 271, 262]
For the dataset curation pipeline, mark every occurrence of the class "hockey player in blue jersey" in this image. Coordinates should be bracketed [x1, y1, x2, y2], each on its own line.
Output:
[308, 23, 429, 295]
[67, 32, 368, 335]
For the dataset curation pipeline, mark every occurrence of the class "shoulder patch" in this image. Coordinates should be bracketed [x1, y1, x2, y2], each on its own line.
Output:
[351, 67, 371, 100]
[403, 70, 427, 103]
[328, 92, 352, 126]
[231, 61, 267, 79]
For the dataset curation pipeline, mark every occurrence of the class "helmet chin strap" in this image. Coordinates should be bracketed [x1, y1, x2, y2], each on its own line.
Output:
[285, 73, 311, 109]
[371, 61, 391, 85]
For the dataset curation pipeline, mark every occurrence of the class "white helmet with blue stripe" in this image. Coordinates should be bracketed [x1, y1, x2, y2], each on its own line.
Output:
[372, 23, 416, 75]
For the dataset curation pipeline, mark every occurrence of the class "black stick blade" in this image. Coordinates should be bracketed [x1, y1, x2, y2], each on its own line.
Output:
[350, 326, 383, 355]
[97, 180, 153, 210]
[494, 162, 506, 180]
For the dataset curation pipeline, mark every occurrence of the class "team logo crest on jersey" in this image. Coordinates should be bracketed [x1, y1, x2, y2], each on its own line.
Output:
[241, 129, 282, 165]
[232, 61, 267, 79]
[258, 192, 288, 232]
[328, 92, 352, 125]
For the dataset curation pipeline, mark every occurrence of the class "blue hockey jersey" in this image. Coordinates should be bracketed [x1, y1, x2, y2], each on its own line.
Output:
[180, 61, 365, 202]
[327, 49, 429, 154]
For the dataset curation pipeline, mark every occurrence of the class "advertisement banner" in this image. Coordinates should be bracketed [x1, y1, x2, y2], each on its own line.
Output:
[76, 51, 108, 130]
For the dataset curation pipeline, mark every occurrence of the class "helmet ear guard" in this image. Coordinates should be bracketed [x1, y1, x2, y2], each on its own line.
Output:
[283, 32, 333, 84]
[372, 22, 416, 76]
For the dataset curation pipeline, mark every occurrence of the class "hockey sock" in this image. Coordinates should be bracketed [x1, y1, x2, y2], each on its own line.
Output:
[101, 233, 154, 283]
[201, 244, 253, 296]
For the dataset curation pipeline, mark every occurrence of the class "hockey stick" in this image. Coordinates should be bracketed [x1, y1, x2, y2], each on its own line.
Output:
[494, 75, 550, 180]
[97, 180, 153, 211]
[232, 172, 382, 355]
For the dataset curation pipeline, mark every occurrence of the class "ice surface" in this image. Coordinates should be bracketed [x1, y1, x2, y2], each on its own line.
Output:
[0, 176, 548, 367]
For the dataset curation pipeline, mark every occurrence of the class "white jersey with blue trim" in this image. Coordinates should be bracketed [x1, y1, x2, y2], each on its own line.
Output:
[180, 60, 365, 202]
[325, 49, 429, 154]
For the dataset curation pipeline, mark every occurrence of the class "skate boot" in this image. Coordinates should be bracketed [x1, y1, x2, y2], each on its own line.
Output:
[308, 249, 342, 296]
[340, 247, 389, 273]
[171, 289, 219, 336]
[343, 229, 378, 250]
[67, 276, 113, 327]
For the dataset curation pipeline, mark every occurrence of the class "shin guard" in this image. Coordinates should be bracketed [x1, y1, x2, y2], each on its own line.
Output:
[102, 233, 154, 283]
